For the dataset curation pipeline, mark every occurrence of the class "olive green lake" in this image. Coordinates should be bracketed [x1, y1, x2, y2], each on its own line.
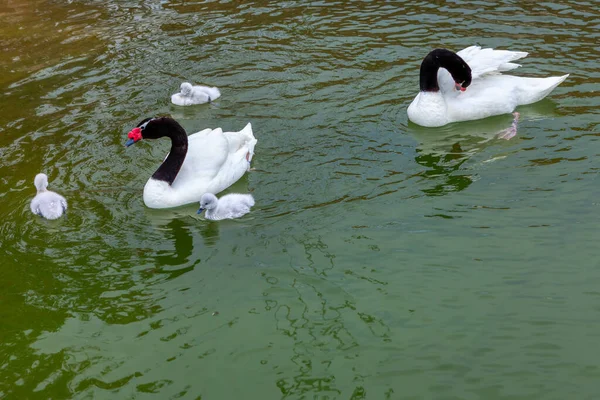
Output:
[1, 0, 599, 398]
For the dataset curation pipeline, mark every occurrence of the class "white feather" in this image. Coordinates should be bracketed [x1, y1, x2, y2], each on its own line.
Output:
[408, 46, 569, 127]
[143, 123, 257, 209]
[171, 82, 221, 106]
[30, 173, 67, 220]
[198, 193, 255, 220]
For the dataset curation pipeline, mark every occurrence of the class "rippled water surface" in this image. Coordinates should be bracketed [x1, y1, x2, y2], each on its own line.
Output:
[1, 0, 599, 398]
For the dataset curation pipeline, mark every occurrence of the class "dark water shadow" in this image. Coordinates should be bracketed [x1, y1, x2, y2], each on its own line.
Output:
[143, 204, 221, 254]
[196, 219, 220, 247]
[154, 219, 192, 265]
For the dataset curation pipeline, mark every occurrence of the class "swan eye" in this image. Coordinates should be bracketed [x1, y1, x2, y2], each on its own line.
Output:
[139, 119, 153, 131]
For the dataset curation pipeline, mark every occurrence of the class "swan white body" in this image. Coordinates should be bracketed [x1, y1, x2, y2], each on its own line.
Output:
[30, 173, 67, 220]
[171, 82, 221, 106]
[407, 46, 569, 127]
[143, 123, 257, 209]
[198, 193, 255, 220]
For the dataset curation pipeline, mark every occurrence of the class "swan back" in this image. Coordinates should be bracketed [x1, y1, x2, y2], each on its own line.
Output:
[209, 123, 256, 192]
[223, 122, 257, 163]
[31, 173, 67, 220]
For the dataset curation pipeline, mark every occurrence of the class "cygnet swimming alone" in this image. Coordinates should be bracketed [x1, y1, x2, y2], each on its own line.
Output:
[197, 193, 254, 220]
[30, 173, 67, 220]
[171, 82, 221, 106]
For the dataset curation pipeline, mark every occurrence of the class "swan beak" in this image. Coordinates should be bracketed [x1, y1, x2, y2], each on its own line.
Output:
[126, 127, 143, 147]
[197, 208, 205, 214]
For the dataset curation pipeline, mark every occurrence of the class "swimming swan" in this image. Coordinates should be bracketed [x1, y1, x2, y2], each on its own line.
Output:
[126, 117, 257, 209]
[407, 46, 569, 127]
[197, 193, 255, 220]
[30, 173, 67, 220]
[171, 82, 221, 106]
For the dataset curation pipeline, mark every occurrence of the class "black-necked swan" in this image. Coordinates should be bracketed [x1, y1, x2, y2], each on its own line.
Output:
[171, 82, 221, 106]
[30, 173, 67, 219]
[125, 117, 257, 209]
[407, 46, 569, 127]
[197, 193, 255, 220]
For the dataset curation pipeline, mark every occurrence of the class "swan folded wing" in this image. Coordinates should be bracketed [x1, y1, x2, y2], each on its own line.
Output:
[161, 128, 216, 162]
[185, 128, 227, 177]
[222, 123, 255, 152]
[209, 125, 256, 192]
[187, 127, 219, 141]
[447, 79, 518, 122]
[172, 128, 230, 191]
[171, 125, 256, 201]
[32, 192, 67, 219]
[224, 128, 257, 174]
[218, 195, 254, 217]
[219, 195, 252, 209]
[458, 46, 528, 79]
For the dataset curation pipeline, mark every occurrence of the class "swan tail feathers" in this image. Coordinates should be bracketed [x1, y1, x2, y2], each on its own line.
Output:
[240, 122, 253, 138]
[517, 74, 569, 105]
[206, 87, 221, 101]
[240, 123, 256, 148]
[239, 123, 257, 165]
[222, 123, 257, 167]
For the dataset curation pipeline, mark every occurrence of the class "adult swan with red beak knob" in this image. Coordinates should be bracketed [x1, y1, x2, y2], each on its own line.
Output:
[125, 117, 257, 209]
[407, 46, 569, 127]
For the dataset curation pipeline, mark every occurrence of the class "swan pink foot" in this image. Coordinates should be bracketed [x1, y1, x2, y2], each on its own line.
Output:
[497, 112, 520, 140]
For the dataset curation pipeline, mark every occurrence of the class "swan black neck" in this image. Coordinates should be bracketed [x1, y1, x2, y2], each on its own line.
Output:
[419, 49, 472, 92]
[147, 118, 188, 186]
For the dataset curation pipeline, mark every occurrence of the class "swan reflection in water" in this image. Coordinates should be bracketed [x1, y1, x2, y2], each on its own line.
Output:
[141, 212, 220, 278]
[407, 100, 559, 196]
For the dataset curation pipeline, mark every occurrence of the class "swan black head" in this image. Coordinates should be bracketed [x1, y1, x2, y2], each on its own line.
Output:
[125, 117, 187, 146]
[419, 49, 472, 92]
[125, 116, 189, 186]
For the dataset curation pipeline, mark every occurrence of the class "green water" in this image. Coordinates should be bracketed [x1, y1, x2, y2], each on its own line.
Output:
[1, 0, 599, 398]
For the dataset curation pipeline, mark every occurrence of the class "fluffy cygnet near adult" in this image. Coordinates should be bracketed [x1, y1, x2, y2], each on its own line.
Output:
[171, 82, 221, 106]
[197, 193, 254, 221]
[30, 173, 67, 220]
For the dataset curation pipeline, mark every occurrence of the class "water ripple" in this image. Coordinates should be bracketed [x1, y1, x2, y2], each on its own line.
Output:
[1, 0, 599, 398]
